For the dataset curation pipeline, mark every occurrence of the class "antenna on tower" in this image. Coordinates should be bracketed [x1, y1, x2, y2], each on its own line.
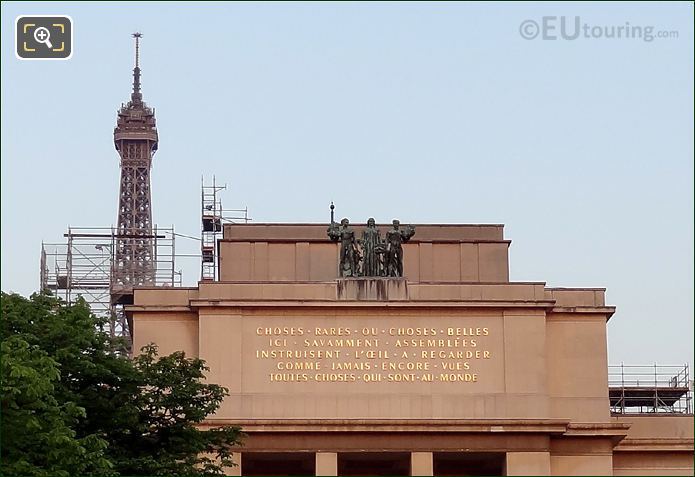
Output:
[131, 32, 143, 102]
[133, 32, 142, 66]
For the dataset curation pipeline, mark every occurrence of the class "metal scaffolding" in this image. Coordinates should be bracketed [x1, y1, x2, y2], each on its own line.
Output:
[40, 226, 181, 344]
[609, 364, 692, 414]
[201, 176, 250, 281]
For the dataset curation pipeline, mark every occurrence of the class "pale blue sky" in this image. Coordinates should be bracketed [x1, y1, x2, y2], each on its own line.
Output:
[1, 2, 693, 368]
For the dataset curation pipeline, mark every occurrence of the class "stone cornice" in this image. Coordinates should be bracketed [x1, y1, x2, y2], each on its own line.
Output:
[200, 418, 571, 434]
[614, 437, 695, 452]
[565, 422, 631, 444]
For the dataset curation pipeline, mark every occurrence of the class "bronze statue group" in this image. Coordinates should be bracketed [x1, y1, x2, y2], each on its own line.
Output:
[327, 213, 415, 278]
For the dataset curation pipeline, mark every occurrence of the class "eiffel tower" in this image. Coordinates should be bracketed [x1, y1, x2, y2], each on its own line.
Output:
[112, 33, 158, 303]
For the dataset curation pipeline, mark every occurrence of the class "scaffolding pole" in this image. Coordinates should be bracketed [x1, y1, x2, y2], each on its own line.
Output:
[201, 176, 250, 281]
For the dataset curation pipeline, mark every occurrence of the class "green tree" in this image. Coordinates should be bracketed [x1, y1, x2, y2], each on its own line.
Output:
[1, 292, 243, 476]
[109, 344, 242, 475]
[1, 336, 112, 476]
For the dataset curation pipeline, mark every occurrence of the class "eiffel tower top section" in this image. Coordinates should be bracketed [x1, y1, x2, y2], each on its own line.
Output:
[114, 32, 158, 149]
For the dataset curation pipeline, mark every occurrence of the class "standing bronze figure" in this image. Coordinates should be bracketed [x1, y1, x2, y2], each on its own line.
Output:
[361, 218, 384, 277]
[385, 219, 415, 277]
[327, 217, 361, 277]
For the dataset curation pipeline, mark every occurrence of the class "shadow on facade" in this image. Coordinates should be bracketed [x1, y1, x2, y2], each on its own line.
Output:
[241, 452, 315, 476]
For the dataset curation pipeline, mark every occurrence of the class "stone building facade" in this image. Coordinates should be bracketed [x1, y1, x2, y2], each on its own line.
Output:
[129, 223, 693, 475]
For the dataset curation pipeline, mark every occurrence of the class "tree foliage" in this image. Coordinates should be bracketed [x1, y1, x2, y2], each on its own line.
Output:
[1, 336, 112, 477]
[1, 292, 243, 476]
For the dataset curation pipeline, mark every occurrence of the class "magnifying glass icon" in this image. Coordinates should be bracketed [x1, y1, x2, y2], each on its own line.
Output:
[33, 27, 53, 49]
